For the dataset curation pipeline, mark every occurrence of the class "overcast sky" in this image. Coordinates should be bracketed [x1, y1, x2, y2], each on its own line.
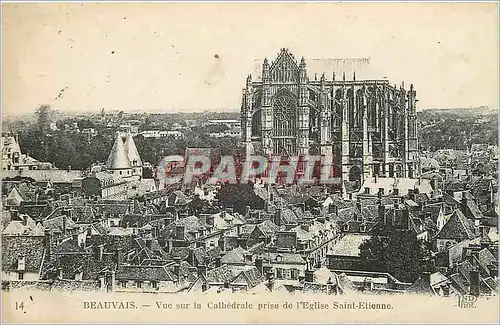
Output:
[2, 2, 498, 117]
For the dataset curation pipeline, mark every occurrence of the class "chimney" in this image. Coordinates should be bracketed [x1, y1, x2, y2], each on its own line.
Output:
[98, 245, 104, 262]
[62, 217, 67, 236]
[146, 238, 152, 250]
[106, 271, 116, 293]
[197, 264, 207, 277]
[266, 269, 275, 292]
[116, 249, 122, 266]
[22, 215, 28, 227]
[461, 192, 468, 217]
[218, 236, 226, 251]
[44, 229, 52, 260]
[10, 209, 19, 219]
[255, 256, 263, 274]
[469, 270, 480, 297]
[175, 225, 185, 240]
[173, 257, 181, 278]
[301, 223, 310, 232]
[362, 278, 374, 292]
[57, 268, 63, 280]
[245, 205, 251, 216]
[72, 233, 78, 245]
[269, 193, 274, 202]
[236, 237, 247, 249]
[274, 208, 282, 226]
[207, 214, 214, 227]
[199, 214, 209, 226]
[215, 256, 222, 268]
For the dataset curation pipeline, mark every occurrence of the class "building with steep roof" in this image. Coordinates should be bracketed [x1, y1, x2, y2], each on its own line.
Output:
[124, 133, 143, 179]
[106, 133, 133, 179]
[241, 49, 420, 187]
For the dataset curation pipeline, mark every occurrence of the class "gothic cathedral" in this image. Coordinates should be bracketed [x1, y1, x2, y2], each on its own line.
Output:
[241, 49, 419, 184]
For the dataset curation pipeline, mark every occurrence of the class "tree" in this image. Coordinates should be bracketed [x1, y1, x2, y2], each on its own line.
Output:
[215, 183, 264, 214]
[35, 105, 55, 133]
[359, 229, 434, 283]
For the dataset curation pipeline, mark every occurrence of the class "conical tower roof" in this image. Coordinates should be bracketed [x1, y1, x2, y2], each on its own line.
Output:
[124, 133, 143, 166]
[106, 133, 132, 170]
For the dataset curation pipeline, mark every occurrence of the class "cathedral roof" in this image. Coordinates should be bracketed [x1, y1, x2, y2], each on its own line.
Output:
[252, 53, 376, 81]
[124, 133, 143, 166]
[106, 133, 132, 170]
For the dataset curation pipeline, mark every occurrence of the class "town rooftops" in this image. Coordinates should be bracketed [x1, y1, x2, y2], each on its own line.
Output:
[330, 234, 371, 257]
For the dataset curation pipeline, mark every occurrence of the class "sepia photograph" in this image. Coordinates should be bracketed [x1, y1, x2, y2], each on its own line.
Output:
[1, 1, 499, 323]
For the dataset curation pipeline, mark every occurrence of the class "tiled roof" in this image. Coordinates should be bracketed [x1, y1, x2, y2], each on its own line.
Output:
[2, 235, 45, 273]
[261, 252, 306, 265]
[289, 226, 313, 241]
[116, 265, 175, 282]
[330, 234, 371, 257]
[406, 275, 438, 296]
[256, 220, 281, 237]
[221, 246, 249, 265]
[5, 187, 25, 206]
[42, 215, 78, 234]
[234, 266, 265, 288]
[2, 216, 45, 236]
[206, 264, 234, 284]
[436, 209, 476, 240]
[53, 239, 86, 254]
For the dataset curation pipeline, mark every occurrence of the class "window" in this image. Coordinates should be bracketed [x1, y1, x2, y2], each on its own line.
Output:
[291, 269, 298, 280]
[276, 268, 283, 279]
[18, 272, 24, 280]
[343, 224, 349, 231]
[360, 225, 366, 232]
[136, 281, 143, 288]
[151, 281, 159, 289]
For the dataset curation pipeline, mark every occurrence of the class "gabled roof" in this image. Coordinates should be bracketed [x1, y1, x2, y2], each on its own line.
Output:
[436, 209, 476, 240]
[2, 215, 45, 236]
[106, 133, 132, 170]
[124, 133, 143, 166]
[206, 264, 234, 284]
[116, 265, 175, 282]
[5, 187, 25, 206]
[261, 252, 306, 265]
[330, 234, 371, 257]
[406, 275, 438, 296]
[221, 246, 249, 265]
[232, 266, 265, 288]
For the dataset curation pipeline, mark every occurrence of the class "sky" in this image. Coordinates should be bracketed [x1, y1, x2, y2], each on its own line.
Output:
[2, 2, 498, 117]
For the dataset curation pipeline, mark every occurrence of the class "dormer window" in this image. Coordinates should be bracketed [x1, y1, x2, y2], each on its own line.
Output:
[343, 224, 349, 232]
[275, 255, 283, 262]
[360, 225, 366, 232]
[17, 256, 26, 271]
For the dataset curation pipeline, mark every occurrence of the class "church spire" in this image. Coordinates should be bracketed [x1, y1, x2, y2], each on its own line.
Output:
[124, 132, 143, 167]
[106, 133, 131, 170]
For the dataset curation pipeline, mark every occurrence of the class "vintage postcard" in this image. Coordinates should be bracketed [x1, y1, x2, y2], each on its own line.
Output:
[1, 1, 499, 324]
